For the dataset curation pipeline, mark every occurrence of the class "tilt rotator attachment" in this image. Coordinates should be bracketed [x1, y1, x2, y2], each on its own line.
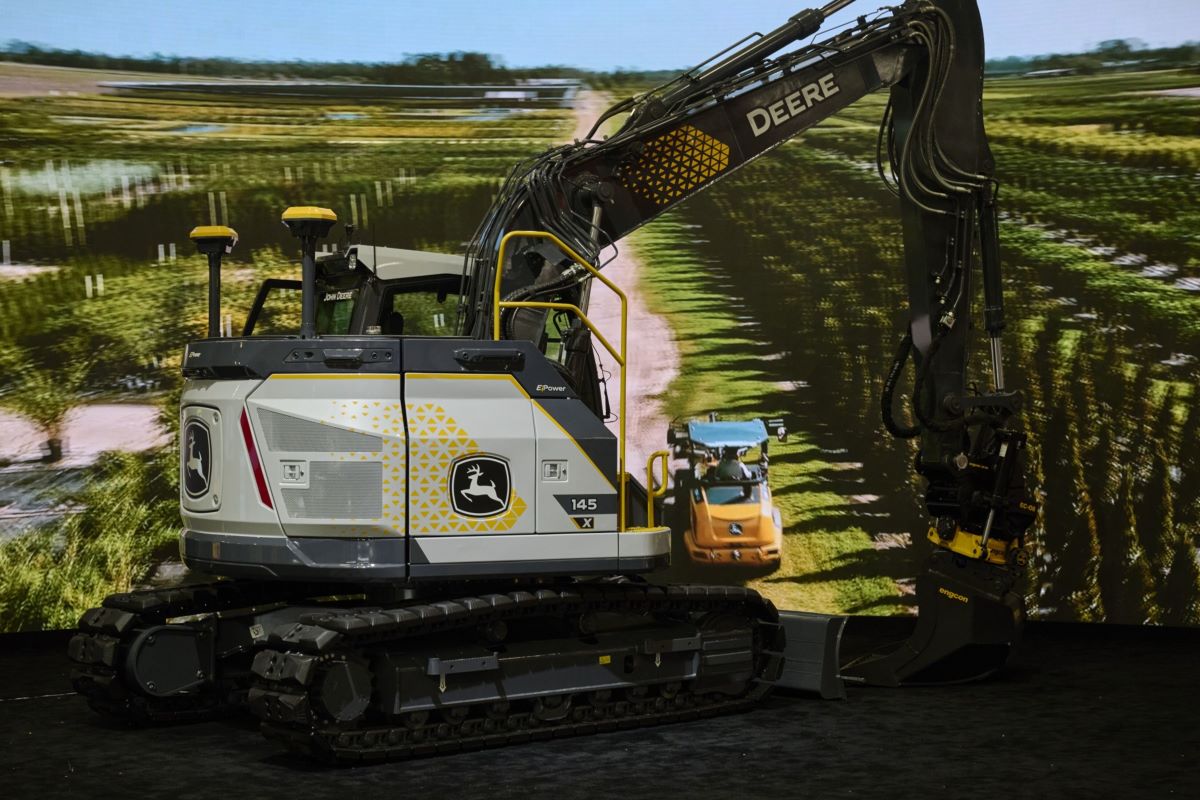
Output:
[843, 424, 1038, 687]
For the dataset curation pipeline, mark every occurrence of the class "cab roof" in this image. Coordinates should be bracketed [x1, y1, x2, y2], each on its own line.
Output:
[687, 419, 768, 449]
[335, 245, 463, 282]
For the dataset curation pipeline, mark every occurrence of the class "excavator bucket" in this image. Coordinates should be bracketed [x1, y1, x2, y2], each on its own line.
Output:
[841, 550, 1024, 686]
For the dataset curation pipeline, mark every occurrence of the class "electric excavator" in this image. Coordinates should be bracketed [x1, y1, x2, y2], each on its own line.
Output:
[69, 0, 1037, 761]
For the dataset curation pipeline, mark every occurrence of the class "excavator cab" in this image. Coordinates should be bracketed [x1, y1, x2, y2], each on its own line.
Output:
[173, 207, 667, 582]
[243, 244, 462, 338]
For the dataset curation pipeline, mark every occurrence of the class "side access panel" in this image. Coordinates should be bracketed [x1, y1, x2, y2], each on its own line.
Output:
[235, 340, 406, 540]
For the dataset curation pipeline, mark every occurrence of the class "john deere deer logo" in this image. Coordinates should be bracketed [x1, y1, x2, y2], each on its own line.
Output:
[183, 420, 211, 498]
[449, 455, 511, 518]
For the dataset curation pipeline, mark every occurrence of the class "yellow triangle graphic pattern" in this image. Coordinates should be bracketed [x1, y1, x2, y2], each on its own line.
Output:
[406, 402, 528, 534]
[620, 124, 731, 206]
[328, 398, 406, 536]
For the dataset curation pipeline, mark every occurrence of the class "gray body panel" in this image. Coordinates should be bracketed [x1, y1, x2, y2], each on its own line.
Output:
[180, 528, 667, 580]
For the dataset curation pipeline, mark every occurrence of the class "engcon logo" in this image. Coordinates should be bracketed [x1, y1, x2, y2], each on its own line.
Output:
[745, 73, 840, 138]
[938, 587, 970, 604]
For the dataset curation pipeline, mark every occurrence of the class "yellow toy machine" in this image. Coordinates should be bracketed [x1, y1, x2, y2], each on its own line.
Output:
[669, 415, 787, 567]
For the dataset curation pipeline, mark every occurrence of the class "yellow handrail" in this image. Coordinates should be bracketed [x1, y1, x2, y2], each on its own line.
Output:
[496, 301, 622, 368]
[645, 450, 670, 528]
[492, 230, 629, 530]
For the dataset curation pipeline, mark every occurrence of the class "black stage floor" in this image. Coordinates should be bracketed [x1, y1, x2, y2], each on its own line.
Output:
[1, 619, 1197, 799]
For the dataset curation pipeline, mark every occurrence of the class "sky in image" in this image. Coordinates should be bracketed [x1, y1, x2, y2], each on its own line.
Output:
[4, 0, 1198, 70]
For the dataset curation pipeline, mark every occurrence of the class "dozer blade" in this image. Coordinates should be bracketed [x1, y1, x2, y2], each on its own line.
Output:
[841, 549, 1023, 686]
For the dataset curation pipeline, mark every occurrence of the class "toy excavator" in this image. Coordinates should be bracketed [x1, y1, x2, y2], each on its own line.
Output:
[69, 0, 1037, 761]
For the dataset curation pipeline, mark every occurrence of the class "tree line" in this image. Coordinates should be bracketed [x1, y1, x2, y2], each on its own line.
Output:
[0, 41, 585, 84]
[987, 38, 1200, 75]
[5, 36, 1196, 84]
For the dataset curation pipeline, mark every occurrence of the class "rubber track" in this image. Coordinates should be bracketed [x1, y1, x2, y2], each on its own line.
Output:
[68, 580, 337, 724]
[249, 583, 786, 762]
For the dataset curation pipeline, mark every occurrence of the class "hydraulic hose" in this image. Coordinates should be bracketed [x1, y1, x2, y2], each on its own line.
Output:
[499, 262, 586, 340]
[881, 332, 920, 439]
[911, 326, 961, 433]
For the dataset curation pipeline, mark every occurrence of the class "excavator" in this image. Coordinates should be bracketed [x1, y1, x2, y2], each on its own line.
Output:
[68, 0, 1038, 761]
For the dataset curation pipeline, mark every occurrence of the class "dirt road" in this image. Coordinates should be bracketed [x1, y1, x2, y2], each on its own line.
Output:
[569, 92, 681, 483]
[0, 404, 168, 468]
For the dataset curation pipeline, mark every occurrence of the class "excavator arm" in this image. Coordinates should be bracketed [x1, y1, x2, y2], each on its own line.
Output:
[462, 0, 1038, 685]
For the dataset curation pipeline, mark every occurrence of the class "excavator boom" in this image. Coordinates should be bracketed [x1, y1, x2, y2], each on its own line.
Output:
[465, 0, 1038, 684]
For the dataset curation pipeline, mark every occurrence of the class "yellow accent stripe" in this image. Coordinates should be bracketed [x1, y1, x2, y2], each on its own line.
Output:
[267, 373, 400, 380]
[407, 372, 520, 384]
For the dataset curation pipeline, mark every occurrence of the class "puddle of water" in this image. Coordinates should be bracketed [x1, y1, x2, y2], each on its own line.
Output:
[2, 159, 158, 195]
[0, 264, 60, 281]
[0, 465, 87, 542]
[171, 124, 227, 134]
[462, 108, 520, 121]
[0, 405, 167, 468]
[325, 112, 364, 121]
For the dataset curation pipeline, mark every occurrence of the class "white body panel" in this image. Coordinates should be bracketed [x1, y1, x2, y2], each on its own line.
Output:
[180, 379, 283, 538]
[247, 374, 406, 538]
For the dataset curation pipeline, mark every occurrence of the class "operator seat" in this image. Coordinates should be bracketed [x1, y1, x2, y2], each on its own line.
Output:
[383, 310, 405, 335]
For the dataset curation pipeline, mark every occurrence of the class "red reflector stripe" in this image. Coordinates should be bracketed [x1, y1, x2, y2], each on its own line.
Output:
[240, 408, 273, 509]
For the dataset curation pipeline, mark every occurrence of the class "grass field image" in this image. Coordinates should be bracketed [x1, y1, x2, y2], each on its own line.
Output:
[0, 46, 1198, 631]
[0, 64, 578, 629]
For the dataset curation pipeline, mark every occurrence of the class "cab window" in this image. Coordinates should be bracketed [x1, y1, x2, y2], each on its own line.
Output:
[380, 280, 457, 336]
[249, 283, 302, 336]
[316, 285, 359, 335]
[701, 484, 761, 505]
[245, 278, 361, 336]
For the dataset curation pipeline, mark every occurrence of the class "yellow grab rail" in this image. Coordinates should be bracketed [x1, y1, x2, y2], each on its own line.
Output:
[645, 450, 670, 528]
[492, 230, 629, 530]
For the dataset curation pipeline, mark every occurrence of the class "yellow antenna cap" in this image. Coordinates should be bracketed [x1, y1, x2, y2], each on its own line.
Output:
[281, 206, 338, 239]
[189, 225, 238, 255]
[281, 206, 337, 223]
[189, 225, 238, 241]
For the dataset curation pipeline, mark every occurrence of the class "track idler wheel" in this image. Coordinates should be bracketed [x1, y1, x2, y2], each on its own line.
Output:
[532, 694, 572, 723]
[315, 658, 372, 723]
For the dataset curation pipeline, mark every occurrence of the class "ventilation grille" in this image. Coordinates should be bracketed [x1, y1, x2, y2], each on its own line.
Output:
[281, 462, 382, 519]
[259, 408, 382, 453]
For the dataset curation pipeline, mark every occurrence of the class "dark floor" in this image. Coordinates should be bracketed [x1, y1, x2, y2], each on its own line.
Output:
[1, 619, 1197, 800]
